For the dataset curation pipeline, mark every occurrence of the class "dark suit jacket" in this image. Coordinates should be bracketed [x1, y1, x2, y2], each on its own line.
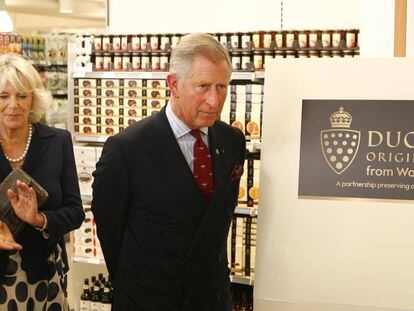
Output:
[92, 107, 245, 311]
[0, 123, 84, 283]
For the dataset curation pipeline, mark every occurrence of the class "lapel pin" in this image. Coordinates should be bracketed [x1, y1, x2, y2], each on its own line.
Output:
[216, 149, 220, 155]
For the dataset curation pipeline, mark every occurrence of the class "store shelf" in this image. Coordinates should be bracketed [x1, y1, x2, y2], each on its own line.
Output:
[255, 71, 265, 79]
[74, 135, 108, 143]
[31, 60, 67, 66]
[50, 90, 68, 96]
[234, 206, 258, 216]
[81, 194, 93, 202]
[231, 72, 255, 80]
[74, 135, 260, 151]
[230, 275, 254, 286]
[73, 256, 105, 265]
[246, 141, 261, 152]
[72, 71, 169, 79]
[73, 71, 264, 81]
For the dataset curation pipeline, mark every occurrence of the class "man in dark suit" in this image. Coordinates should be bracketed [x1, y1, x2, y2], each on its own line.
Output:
[92, 33, 245, 311]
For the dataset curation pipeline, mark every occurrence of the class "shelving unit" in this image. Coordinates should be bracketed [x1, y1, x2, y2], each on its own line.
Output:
[230, 275, 254, 286]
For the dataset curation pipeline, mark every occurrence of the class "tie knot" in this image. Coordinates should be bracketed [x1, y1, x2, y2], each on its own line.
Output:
[190, 129, 202, 141]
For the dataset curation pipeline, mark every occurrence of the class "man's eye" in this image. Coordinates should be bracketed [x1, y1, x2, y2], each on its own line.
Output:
[217, 84, 228, 90]
[197, 84, 209, 90]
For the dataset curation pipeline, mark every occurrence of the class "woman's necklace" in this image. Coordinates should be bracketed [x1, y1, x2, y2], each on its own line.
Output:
[0, 124, 33, 163]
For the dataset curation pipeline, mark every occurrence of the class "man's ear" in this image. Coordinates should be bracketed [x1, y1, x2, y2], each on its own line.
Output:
[167, 73, 179, 98]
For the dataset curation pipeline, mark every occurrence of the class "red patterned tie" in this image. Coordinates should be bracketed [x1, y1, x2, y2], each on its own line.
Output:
[190, 129, 214, 205]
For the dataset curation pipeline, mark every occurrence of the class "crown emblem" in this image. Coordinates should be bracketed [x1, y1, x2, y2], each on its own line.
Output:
[330, 107, 352, 128]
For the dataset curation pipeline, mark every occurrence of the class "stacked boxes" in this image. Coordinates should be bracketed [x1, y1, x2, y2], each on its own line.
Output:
[221, 84, 263, 142]
[74, 78, 170, 135]
[73, 204, 104, 260]
[228, 215, 257, 277]
[73, 146, 104, 260]
[74, 146, 102, 196]
[237, 159, 260, 207]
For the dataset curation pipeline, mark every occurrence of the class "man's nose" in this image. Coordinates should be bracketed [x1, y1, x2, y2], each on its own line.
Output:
[206, 88, 219, 108]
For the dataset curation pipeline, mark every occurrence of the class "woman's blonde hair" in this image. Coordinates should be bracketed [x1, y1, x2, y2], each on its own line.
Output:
[170, 33, 232, 84]
[0, 54, 51, 123]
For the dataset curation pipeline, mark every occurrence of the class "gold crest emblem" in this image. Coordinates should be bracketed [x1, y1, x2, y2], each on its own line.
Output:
[321, 107, 361, 174]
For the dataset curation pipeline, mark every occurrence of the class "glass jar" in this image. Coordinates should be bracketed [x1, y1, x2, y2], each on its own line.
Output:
[263, 32, 272, 49]
[274, 31, 283, 49]
[253, 52, 263, 70]
[231, 53, 241, 70]
[131, 35, 140, 51]
[132, 53, 140, 70]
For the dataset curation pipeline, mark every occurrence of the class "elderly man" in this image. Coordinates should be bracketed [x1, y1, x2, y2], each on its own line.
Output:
[92, 33, 245, 311]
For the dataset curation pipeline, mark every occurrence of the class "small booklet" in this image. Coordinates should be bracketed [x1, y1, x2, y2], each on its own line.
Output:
[0, 168, 49, 237]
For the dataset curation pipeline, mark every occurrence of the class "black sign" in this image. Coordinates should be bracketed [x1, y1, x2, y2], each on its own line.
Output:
[299, 100, 414, 201]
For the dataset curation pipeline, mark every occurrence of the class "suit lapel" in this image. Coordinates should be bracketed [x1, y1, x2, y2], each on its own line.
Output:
[22, 123, 53, 175]
[0, 123, 52, 178]
[207, 123, 227, 209]
[186, 122, 230, 257]
[152, 108, 205, 218]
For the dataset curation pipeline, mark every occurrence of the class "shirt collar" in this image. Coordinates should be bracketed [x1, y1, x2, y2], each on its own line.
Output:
[166, 103, 209, 138]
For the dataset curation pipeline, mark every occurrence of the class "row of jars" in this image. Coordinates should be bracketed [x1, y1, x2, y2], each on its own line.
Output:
[94, 34, 179, 52]
[93, 29, 359, 53]
[217, 29, 359, 50]
[94, 49, 359, 72]
[243, 49, 359, 71]
[94, 53, 169, 71]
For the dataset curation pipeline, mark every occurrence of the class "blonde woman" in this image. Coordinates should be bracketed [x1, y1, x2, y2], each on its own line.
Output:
[0, 54, 84, 310]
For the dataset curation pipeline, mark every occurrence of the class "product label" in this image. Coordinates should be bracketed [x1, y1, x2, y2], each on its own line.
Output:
[321, 33, 331, 47]
[160, 37, 169, 50]
[140, 37, 148, 50]
[131, 37, 140, 51]
[100, 304, 112, 311]
[121, 36, 128, 51]
[151, 37, 159, 50]
[252, 34, 260, 48]
[263, 34, 272, 49]
[346, 33, 356, 48]
[286, 34, 294, 48]
[90, 302, 101, 311]
[332, 33, 341, 48]
[113, 37, 121, 51]
[231, 35, 239, 49]
[80, 300, 91, 311]
[298, 34, 307, 48]
[241, 35, 250, 49]
[309, 33, 318, 47]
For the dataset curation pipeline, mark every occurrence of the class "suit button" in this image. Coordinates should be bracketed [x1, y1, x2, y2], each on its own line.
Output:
[216, 291, 221, 300]
[169, 219, 177, 229]
[183, 297, 190, 305]
[217, 253, 222, 262]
